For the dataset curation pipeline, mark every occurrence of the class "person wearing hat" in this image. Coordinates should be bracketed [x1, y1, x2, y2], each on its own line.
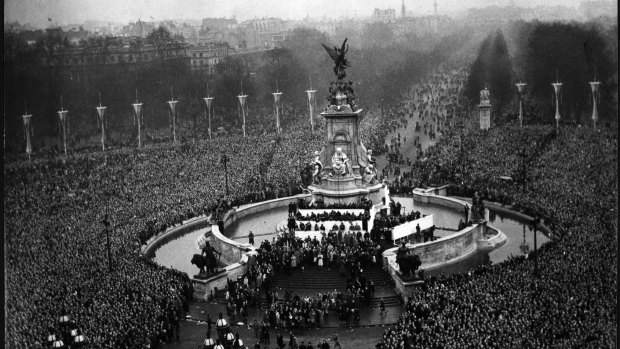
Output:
[276, 332, 285, 349]
[288, 333, 298, 349]
[252, 319, 260, 339]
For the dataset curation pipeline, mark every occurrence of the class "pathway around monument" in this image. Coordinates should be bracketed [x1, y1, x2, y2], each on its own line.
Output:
[163, 301, 398, 349]
[375, 91, 445, 179]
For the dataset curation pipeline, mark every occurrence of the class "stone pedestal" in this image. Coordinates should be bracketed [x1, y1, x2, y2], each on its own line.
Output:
[309, 104, 388, 207]
[479, 104, 491, 130]
[316, 107, 363, 173]
[309, 182, 386, 206]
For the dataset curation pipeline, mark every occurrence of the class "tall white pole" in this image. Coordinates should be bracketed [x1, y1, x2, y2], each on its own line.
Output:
[167, 99, 178, 143]
[589, 81, 600, 129]
[515, 82, 527, 127]
[58, 109, 68, 155]
[132, 102, 143, 148]
[552, 82, 563, 131]
[273, 91, 283, 134]
[22, 112, 32, 162]
[237, 94, 248, 137]
[306, 88, 316, 133]
[204, 97, 214, 140]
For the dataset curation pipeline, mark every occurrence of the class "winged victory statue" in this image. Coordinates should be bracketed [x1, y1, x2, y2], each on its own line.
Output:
[322, 38, 350, 80]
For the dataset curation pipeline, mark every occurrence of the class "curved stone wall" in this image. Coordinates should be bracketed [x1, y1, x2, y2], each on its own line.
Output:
[383, 222, 483, 272]
[383, 189, 482, 295]
[141, 214, 212, 258]
[145, 194, 311, 299]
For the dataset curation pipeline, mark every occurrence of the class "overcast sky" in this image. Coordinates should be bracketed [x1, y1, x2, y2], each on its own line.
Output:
[4, 0, 596, 27]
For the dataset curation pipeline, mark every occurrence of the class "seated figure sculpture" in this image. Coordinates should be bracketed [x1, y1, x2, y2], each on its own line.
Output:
[331, 147, 352, 176]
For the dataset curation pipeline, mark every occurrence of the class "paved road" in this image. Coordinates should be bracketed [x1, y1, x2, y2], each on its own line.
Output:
[162, 300, 401, 349]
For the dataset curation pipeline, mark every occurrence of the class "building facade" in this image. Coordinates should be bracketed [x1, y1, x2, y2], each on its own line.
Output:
[372, 8, 396, 23]
[188, 42, 229, 73]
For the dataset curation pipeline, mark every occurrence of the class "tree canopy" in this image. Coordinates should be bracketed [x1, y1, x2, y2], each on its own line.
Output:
[465, 30, 514, 115]
[520, 22, 615, 123]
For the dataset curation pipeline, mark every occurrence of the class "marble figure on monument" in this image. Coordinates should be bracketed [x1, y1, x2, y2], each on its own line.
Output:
[480, 87, 490, 105]
[331, 147, 353, 177]
[310, 151, 323, 184]
[357, 145, 377, 183]
[363, 165, 377, 184]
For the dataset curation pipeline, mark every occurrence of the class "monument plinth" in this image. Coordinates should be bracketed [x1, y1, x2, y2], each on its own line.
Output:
[478, 87, 491, 130]
[307, 38, 387, 206]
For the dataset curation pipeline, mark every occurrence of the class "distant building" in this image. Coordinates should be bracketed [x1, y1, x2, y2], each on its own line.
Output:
[188, 42, 229, 73]
[120, 21, 156, 38]
[201, 17, 238, 30]
[372, 8, 396, 23]
[239, 18, 289, 49]
[394, 15, 453, 36]
[579, 1, 617, 19]
[51, 40, 189, 81]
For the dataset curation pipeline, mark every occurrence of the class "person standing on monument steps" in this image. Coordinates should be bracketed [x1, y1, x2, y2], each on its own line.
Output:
[415, 224, 421, 243]
[201, 242, 221, 273]
[397, 242, 409, 259]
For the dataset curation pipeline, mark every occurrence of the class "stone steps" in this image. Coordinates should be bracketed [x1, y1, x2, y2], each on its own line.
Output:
[270, 265, 393, 289]
[254, 264, 400, 310]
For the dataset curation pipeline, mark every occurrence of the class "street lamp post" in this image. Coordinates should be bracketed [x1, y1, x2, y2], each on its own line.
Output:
[306, 78, 317, 133]
[22, 104, 33, 162]
[58, 96, 69, 155]
[203, 333, 215, 349]
[272, 81, 283, 134]
[224, 331, 235, 348]
[215, 313, 229, 342]
[237, 91, 248, 137]
[515, 82, 527, 127]
[529, 216, 540, 277]
[589, 80, 600, 129]
[167, 87, 178, 143]
[96, 92, 107, 152]
[220, 155, 229, 196]
[204, 95, 214, 141]
[132, 89, 143, 148]
[552, 70, 563, 132]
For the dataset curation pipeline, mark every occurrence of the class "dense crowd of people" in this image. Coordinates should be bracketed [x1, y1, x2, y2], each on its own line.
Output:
[377, 125, 617, 348]
[5, 39, 616, 349]
[247, 231, 383, 311]
[4, 115, 326, 347]
[216, 228, 383, 334]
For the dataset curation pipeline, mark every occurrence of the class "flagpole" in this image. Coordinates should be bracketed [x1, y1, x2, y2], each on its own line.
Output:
[59, 96, 68, 155]
[96, 92, 107, 151]
[133, 89, 143, 148]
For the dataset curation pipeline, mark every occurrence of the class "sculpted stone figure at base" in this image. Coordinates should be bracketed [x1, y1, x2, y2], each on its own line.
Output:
[331, 147, 352, 177]
[310, 151, 323, 184]
[480, 87, 490, 105]
[357, 145, 376, 183]
[363, 164, 377, 184]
